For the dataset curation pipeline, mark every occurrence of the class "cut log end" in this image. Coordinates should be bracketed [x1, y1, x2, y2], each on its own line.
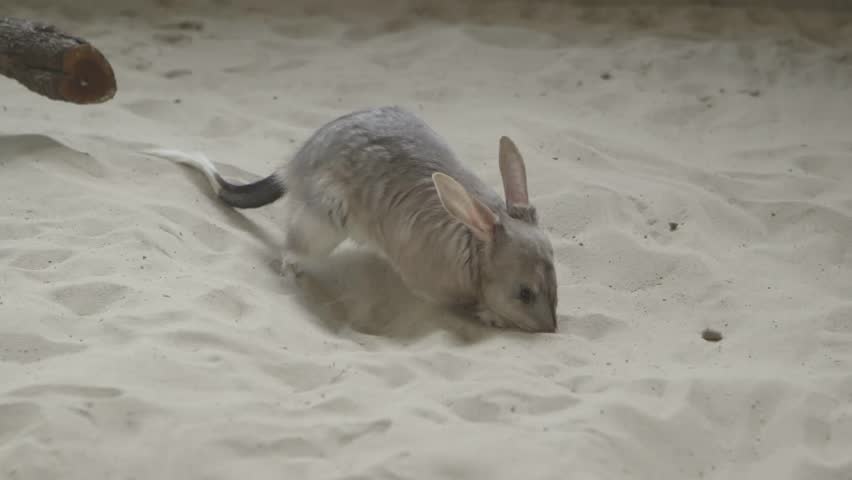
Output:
[0, 16, 117, 104]
[60, 44, 116, 104]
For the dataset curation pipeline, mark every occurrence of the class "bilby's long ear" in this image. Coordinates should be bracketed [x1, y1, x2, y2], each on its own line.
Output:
[498, 136, 529, 207]
[432, 172, 499, 242]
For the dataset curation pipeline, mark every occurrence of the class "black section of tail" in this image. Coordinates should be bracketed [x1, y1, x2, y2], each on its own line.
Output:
[214, 173, 285, 209]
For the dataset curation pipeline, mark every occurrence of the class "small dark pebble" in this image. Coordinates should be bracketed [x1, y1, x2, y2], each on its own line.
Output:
[668, 222, 679, 232]
[552, 156, 558, 160]
[771, 212, 776, 217]
[702, 329, 723, 342]
[600, 72, 612, 80]
[173, 98, 181, 104]
[579, 242, 584, 247]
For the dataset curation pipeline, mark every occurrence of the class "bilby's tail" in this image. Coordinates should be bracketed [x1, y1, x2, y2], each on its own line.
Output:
[143, 149, 285, 209]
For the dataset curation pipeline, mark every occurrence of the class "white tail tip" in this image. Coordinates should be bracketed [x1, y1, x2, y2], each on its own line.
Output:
[142, 147, 221, 193]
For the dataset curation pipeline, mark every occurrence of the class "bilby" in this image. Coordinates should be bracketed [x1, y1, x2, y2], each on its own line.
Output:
[144, 106, 558, 332]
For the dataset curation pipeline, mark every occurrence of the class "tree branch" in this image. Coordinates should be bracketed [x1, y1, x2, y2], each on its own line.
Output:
[0, 17, 116, 104]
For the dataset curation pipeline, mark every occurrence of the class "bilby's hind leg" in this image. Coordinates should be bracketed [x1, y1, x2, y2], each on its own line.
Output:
[280, 204, 345, 278]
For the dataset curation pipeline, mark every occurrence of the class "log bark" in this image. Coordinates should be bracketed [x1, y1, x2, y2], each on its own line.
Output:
[0, 17, 116, 104]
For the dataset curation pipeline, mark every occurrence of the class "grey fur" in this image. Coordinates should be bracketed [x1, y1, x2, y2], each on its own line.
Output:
[148, 106, 558, 333]
[215, 173, 285, 209]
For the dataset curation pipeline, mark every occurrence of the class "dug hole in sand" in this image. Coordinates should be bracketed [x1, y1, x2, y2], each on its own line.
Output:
[1, 1, 851, 479]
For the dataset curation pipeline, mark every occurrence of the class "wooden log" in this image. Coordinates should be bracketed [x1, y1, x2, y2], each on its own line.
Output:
[0, 17, 116, 104]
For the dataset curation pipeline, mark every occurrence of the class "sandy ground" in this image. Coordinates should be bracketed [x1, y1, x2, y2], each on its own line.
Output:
[2, 1, 852, 479]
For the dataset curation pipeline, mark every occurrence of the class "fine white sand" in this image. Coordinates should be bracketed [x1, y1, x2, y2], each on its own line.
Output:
[2, 1, 852, 479]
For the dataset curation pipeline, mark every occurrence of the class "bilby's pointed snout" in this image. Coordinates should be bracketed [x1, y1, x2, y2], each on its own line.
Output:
[549, 305, 558, 333]
[530, 301, 559, 333]
[536, 311, 557, 333]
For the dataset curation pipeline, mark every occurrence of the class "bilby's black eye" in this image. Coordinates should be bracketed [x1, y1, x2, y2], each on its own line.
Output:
[519, 286, 534, 305]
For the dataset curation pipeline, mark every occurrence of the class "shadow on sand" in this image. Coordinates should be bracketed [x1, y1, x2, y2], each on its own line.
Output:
[278, 246, 502, 345]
